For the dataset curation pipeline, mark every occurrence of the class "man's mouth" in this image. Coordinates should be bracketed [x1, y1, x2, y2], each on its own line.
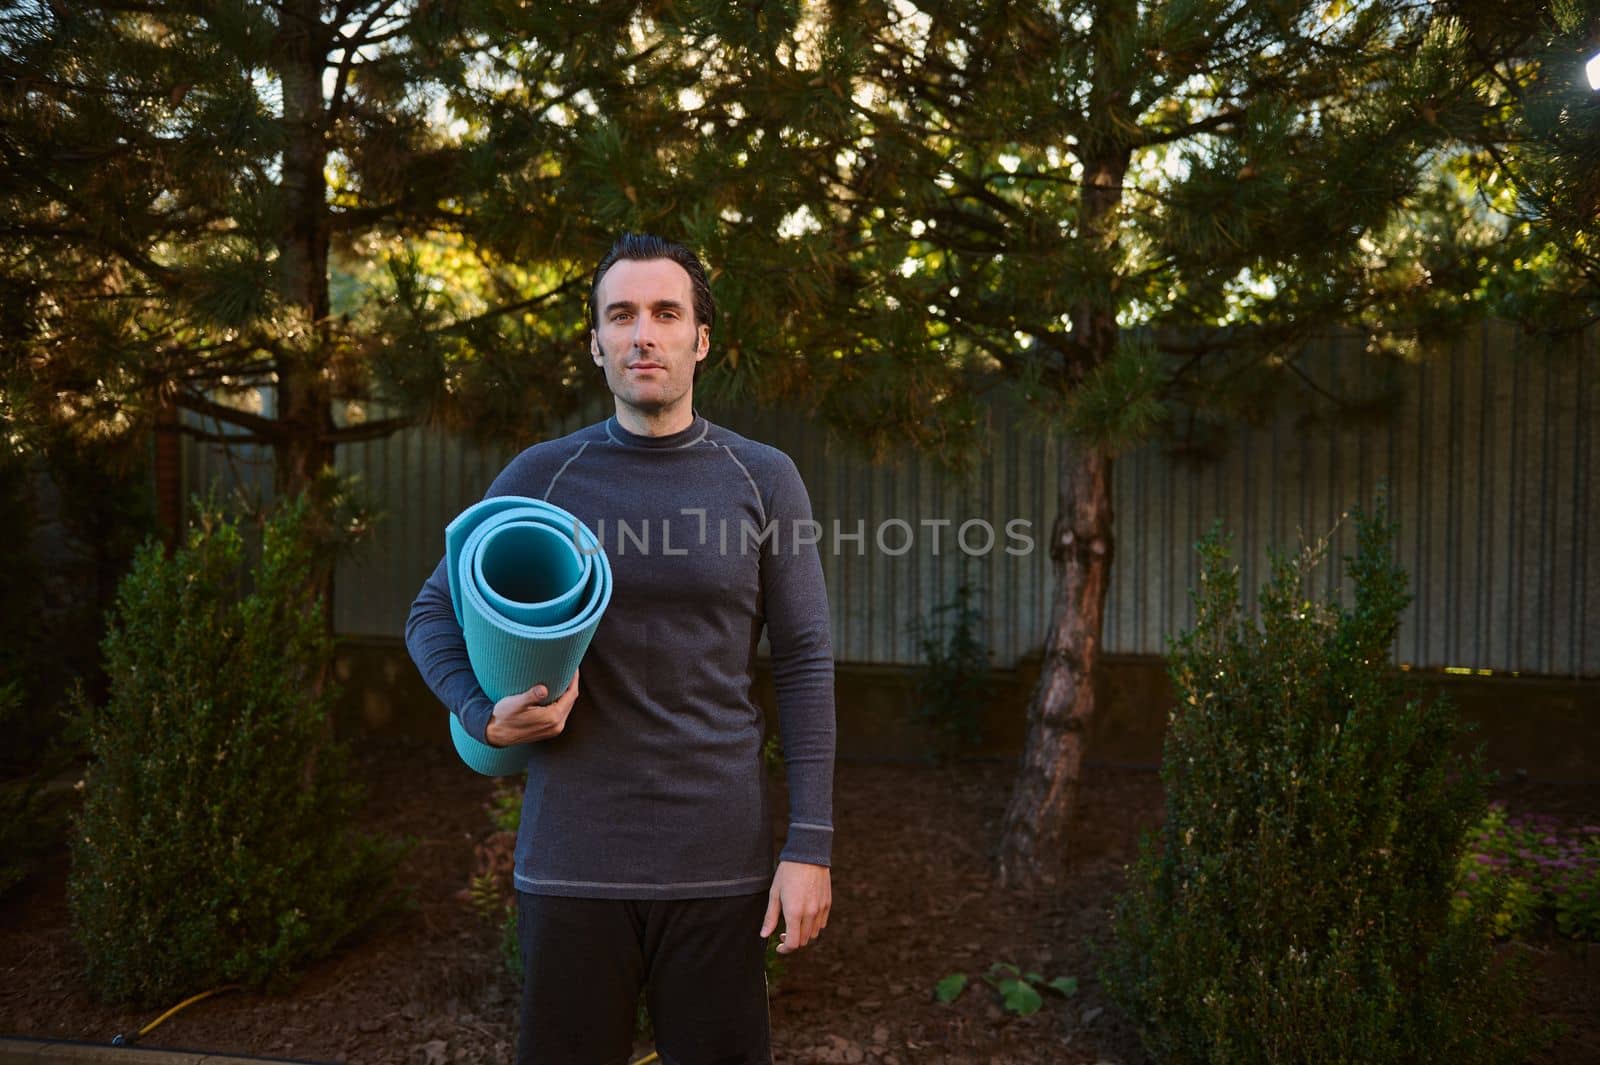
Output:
[629, 362, 665, 372]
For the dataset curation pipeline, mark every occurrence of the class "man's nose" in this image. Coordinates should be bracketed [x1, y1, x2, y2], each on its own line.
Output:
[631, 316, 658, 349]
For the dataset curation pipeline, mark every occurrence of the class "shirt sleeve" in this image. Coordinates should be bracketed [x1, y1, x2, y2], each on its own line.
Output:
[759, 453, 837, 867]
[404, 554, 496, 744]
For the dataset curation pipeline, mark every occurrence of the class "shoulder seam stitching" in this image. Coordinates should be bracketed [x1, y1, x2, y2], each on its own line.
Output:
[544, 439, 591, 499]
[710, 440, 766, 526]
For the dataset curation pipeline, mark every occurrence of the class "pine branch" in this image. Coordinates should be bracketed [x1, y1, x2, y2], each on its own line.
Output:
[325, 0, 407, 128]
[321, 415, 413, 444]
[326, 200, 411, 231]
[1127, 2, 1259, 104]
[331, 0, 366, 21]
[429, 276, 584, 336]
[177, 361, 279, 384]
[0, 67, 175, 103]
[1283, 356, 1359, 412]
[862, 111, 1027, 225]
[1159, 322, 1327, 404]
[89, 2, 179, 14]
[1133, 106, 1248, 150]
[177, 389, 286, 442]
[172, 421, 269, 446]
[19, 175, 182, 287]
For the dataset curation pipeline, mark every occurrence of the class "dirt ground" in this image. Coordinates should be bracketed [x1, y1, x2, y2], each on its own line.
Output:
[0, 735, 1594, 1064]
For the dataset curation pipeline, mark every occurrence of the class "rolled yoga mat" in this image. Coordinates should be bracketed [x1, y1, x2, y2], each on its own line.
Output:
[445, 496, 612, 776]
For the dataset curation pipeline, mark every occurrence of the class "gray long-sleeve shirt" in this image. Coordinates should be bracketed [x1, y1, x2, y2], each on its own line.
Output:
[405, 413, 835, 899]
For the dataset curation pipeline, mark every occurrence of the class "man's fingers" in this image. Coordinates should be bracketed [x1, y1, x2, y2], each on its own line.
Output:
[760, 887, 781, 938]
[524, 670, 582, 708]
[767, 862, 830, 953]
[781, 903, 818, 952]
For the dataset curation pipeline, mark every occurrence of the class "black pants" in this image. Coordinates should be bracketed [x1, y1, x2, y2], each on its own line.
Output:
[515, 891, 773, 1065]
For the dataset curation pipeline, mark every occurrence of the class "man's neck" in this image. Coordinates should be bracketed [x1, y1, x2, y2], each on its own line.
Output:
[614, 400, 695, 438]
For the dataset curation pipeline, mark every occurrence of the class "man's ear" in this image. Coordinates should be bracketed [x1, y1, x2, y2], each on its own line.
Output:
[695, 324, 710, 361]
[590, 332, 601, 365]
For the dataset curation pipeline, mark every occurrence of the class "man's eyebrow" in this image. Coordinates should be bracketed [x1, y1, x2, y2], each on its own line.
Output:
[604, 298, 687, 315]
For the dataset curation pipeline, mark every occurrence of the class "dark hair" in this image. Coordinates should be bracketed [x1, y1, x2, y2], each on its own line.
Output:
[589, 233, 716, 333]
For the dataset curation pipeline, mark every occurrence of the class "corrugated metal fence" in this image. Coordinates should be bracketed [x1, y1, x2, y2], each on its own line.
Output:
[182, 321, 1599, 677]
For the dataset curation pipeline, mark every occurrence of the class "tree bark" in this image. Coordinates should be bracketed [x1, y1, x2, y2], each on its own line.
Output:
[996, 445, 1115, 888]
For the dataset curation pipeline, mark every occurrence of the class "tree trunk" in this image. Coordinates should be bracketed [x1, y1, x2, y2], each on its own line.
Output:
[272, 0, 337, 632]
[996, 136, 1129, 888]
[272, 0, 334, 503]
[996, 445, 1115, 888]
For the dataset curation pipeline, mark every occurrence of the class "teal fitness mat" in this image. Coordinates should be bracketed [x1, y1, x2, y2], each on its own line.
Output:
[445, 496, 612, 776]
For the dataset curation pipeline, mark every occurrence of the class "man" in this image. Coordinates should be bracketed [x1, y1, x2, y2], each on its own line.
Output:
[405, 233, 835, 1065]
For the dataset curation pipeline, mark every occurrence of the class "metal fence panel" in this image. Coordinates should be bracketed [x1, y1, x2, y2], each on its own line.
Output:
[181, 321, 1599, 677]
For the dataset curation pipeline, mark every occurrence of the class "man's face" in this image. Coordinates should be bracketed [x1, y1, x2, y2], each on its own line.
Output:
[590, 258, 709, 422]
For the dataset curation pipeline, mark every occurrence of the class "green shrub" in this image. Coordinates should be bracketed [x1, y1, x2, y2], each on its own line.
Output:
[69, 497, 405, 1006]
[1102, 503, 1543, 1064]
[910, 583, 990, 764]
[1456, 802, 1600, 942]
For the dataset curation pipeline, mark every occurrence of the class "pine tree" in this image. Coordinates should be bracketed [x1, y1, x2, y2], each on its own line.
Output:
[0, 1, 720, 504]
[690, 0, 1554, 887]
[1449, 1, 1600, 334]
[459, 0, 1555, 886]
[4, 2, 1575, 890]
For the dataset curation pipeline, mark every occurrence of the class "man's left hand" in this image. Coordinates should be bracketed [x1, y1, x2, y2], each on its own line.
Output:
[760, 860, 831, 954]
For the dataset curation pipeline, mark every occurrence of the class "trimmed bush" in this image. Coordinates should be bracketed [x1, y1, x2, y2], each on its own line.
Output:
[1102, 503, 1543, 1064]
[70, 497, 404, 1006]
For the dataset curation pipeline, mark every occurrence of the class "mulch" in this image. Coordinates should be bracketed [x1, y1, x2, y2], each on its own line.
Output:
[0, 735, 1594, 1064]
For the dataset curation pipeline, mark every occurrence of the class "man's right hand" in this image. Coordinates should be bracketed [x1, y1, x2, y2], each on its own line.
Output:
[486, 671, 581, 747]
